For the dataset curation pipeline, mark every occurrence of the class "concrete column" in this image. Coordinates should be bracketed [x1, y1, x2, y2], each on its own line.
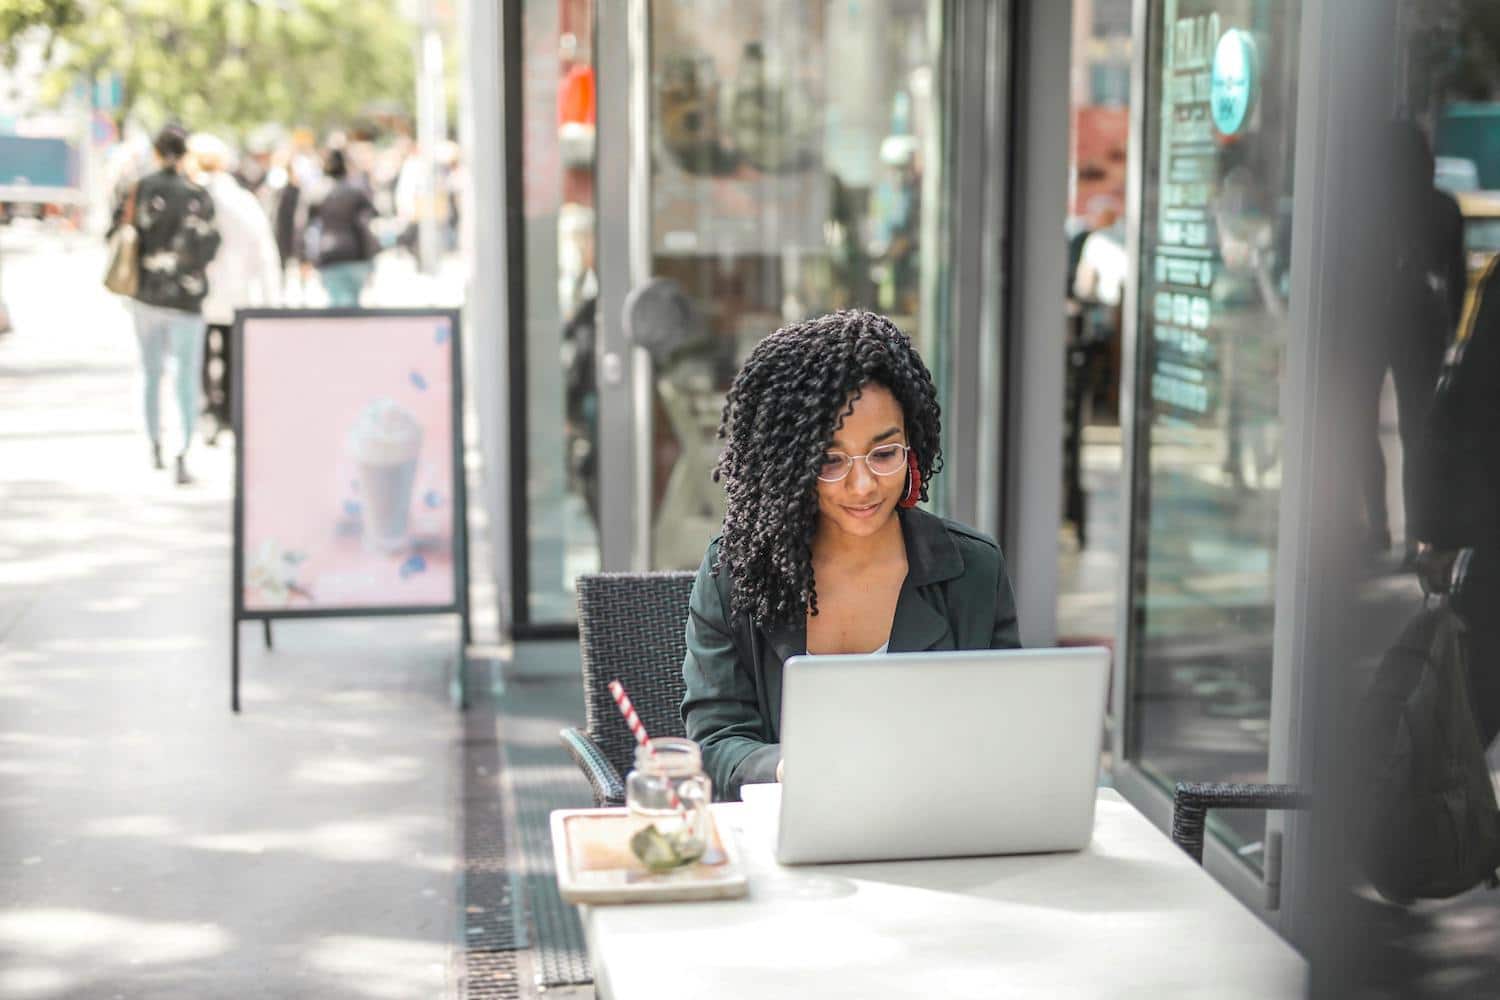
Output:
[1003, 0, 1073, 647]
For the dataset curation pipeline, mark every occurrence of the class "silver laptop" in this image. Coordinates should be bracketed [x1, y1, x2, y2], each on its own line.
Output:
[772, 647, 1110, 865]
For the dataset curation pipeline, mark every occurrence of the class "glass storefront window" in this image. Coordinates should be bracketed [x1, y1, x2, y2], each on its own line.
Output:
[520, 0, 602, 624]
[1125, 0, 1301, 865]
[641, 0, 949, 570]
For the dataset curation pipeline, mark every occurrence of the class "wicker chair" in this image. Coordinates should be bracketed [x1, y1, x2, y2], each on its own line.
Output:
[560, 572, 697, 807]
[1171, 781, 1311, 864]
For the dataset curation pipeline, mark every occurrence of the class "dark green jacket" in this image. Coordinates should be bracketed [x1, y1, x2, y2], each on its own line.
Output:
[680, 507, 1021, 801]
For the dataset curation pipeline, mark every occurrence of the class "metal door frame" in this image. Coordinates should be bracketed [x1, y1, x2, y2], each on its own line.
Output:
[1109, 0, 1279, 924]
[947, 0, 1015, 539]
[497, 0, 600, 636]
[1109, 0, 1333, 932]
[594, 0, 651, 572]
[997, 0, 1071, 646]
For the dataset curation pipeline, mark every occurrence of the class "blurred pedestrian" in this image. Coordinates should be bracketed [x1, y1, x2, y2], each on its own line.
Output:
[109, 124, 221, 485]
[271, 130, 323, 302]
[267, 148, 303, 270]
[188, 133, 281, 444]
[393, 142, 455, 272]
[1062, 197, 1124, 546]
[438, 140, 462, 254]
[393, 142, 425, 267]
[233, 139, 270, 198]
[1415, 255, 1500, 742]
[1360, 122, 1465, 561]
[307, 148, 379, 307]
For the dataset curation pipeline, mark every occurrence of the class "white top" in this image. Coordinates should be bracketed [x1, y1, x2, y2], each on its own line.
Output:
[870, 640, 889, 654]
[200, 172, 281, 325]
[580, 787, 1306, 1000]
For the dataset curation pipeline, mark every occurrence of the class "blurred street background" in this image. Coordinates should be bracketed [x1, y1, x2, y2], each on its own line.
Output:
[0, 3, 498, 996]
[0, 225, 474, 1000]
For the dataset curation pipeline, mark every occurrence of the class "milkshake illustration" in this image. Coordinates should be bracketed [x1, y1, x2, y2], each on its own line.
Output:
[348, 399, 423, 553]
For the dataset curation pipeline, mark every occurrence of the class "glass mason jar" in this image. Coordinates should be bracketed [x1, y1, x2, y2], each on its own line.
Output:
[625, 737, 713, 872]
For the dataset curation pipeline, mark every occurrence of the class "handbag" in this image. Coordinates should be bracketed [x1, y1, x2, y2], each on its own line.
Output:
[1350, 587, 1500, 903]
[104, 184, 140, 296]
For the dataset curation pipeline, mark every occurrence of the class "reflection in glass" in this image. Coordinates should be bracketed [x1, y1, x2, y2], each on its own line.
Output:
[523, 0, 602, 623]
[1059, 0, 1133, 652]
[642, 0, 948, 570]
[1126, 0, 1300, 866]
[1328, 3, 1500, 986]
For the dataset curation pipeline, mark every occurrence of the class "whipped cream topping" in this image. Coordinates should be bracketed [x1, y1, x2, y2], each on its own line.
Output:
[348, 398, 423, 465]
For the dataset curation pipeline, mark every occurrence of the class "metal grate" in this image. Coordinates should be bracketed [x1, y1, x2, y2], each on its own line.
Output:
[464, 793, 525, 952]
[465, 658, 600, 994]
[464, 950, 522, 1000]
[463, 659, 527, 999]
[503, 730, 596, 986]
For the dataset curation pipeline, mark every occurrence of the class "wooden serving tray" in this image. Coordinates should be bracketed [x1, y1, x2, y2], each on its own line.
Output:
[549, 807, 749, 904]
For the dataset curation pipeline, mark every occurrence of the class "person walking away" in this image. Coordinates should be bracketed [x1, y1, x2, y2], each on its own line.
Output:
[1360, 122, 1465, 562]
[188, 133, 281, 444]
[308, 149, 379, 307]
[1414, 255, 1500, 745]
[392, 142, 455, 272]
[110, 125, 221, 484]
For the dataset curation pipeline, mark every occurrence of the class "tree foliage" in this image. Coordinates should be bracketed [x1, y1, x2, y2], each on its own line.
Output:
[1, 0, 417, 136]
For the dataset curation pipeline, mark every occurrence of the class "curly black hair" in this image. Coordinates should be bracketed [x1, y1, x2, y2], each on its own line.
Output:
[712, 310, 943, 627]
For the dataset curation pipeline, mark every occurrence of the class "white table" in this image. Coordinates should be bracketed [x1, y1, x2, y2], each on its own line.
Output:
[580, 787, 1306, 999]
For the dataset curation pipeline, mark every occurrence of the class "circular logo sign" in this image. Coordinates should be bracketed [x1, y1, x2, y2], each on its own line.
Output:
[1210, 29, 1257, 136]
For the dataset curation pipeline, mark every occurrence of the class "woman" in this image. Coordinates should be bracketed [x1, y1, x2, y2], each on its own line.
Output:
[188, 133, 281, 444]
[308, 148, 378, 307]
[112, 124, 221, 485]
[681, 311, 1020, 801]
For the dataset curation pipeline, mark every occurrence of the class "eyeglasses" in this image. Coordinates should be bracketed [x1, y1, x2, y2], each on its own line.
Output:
[815, 443, 910, 483]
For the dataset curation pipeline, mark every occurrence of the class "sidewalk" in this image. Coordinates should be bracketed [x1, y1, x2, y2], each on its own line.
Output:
[0, 232, 466, 999]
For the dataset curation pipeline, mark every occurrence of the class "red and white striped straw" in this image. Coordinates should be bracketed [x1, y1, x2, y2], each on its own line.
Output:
[608, 679, 682, 810]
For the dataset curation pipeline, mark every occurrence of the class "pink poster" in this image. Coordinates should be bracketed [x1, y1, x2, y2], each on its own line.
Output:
[237, 312, 460, 612]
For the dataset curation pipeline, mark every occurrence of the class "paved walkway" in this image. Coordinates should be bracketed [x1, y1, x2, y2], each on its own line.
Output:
[0, 229, 468, 999]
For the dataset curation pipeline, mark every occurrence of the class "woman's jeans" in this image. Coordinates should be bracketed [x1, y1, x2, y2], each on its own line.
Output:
[319, 261, 373, 307]
[131, 301, 205, 455]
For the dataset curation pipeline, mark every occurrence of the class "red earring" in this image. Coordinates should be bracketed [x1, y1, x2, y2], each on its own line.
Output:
[900, 451, 922, 508]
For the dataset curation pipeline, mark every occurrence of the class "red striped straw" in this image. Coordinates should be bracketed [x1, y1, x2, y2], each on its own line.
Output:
[608, 679, 682, 810]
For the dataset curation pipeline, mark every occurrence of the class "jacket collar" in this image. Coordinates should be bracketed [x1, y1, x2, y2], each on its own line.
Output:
[761, 508, 963, 660]
[898, 507, 965, 587]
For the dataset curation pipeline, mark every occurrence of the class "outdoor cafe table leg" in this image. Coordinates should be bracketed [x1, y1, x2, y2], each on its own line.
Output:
[263, 620, 273, 651]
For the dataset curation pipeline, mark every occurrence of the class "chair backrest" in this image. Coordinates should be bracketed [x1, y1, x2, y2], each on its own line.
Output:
[576, 572, 697, 781]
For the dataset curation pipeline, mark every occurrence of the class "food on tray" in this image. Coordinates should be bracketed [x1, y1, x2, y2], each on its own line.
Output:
[629, 822, 707, 873]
